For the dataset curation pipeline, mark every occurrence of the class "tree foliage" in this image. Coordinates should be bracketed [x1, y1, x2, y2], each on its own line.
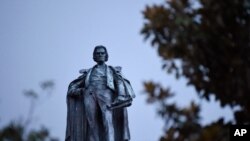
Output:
[0, 122, 58, 141]
[0, 80, 58, 141]
[141, 0, 250, 140]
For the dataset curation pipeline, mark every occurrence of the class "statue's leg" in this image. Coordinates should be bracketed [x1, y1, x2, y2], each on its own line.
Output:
[97, 89, 115, 141]
[84, 89, 100, 141]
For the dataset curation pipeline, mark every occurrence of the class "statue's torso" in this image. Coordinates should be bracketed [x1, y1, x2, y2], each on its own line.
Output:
[89, 65, 107, 89]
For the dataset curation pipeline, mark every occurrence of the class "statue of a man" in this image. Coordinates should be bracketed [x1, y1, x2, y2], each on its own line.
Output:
[65, 45, 135, 141]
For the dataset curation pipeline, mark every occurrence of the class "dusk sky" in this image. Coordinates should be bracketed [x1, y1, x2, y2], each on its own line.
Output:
[0, 0, 234, 140]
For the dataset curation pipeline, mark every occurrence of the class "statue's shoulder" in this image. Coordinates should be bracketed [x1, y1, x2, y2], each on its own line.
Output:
[76, 68, 92, 79]
[109, 66, 122, 73]
[79, 68, 91, 74]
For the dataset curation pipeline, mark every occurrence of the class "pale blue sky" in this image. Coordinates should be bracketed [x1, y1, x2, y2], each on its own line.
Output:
[0, 0, 233, 141]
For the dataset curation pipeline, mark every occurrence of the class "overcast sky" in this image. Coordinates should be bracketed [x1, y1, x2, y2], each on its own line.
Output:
[0, 0, 234, 141]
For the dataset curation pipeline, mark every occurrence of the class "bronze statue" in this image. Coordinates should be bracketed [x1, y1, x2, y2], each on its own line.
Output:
[65, 45, 135, 141]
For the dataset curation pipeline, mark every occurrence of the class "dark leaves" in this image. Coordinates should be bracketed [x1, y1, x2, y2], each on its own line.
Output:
[0, 80, 58, 141]
[24, 90, 38, 100]
[40, 80, 54, 91]
[143, 81, 174, 103]
[142, 0, 250, 117]
[141, 0, 250, 140]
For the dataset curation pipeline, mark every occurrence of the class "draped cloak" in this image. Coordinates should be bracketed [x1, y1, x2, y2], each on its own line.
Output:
[65, 66, 135, 141]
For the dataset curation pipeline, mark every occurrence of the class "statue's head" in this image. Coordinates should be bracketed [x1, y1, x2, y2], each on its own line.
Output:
[93, 45, 109, 63]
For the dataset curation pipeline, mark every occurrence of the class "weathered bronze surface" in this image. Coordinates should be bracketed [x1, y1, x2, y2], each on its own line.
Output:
[65, 45, 135, 141]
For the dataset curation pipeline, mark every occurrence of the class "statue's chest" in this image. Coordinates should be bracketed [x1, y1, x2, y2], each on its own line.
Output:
[90, 66, 107, 82]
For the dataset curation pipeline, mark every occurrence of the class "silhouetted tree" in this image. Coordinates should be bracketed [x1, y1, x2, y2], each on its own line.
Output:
[141, 0, 250, 140]
[0, 80, 58, 141]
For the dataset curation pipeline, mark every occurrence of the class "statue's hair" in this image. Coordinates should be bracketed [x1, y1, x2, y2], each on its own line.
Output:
[93, 45, 109, 62]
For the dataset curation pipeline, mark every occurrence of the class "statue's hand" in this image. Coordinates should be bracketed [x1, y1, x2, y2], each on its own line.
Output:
[108, 95, 132, 110]
[69, 88, 84, 97]
[112, 95, 130, 105]
[113, 95, 126, 104]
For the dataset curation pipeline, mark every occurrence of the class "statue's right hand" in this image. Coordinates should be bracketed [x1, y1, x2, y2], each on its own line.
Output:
[69, 88, 84, 97]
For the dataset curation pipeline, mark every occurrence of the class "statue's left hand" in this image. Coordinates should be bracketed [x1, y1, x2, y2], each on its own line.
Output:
[114, 95, 126, 103]
[107, 96, 132, 110]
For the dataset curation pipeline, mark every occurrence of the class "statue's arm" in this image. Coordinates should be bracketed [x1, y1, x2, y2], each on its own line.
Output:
[111, 66, 128, 100]
[108, 66, 135, 109]
[67, 75, 85, 97]
[111, 66, 135, 97]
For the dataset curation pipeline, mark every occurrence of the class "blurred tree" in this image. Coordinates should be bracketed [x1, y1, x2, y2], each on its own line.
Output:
[141, 0, 250, 140]
[0, 80, 58, 141]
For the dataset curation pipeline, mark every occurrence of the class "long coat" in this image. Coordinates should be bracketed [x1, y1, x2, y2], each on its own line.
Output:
[65, 65, 135, 141]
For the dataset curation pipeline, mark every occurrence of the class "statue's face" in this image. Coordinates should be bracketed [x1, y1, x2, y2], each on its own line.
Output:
[94, 48, 106, 63]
